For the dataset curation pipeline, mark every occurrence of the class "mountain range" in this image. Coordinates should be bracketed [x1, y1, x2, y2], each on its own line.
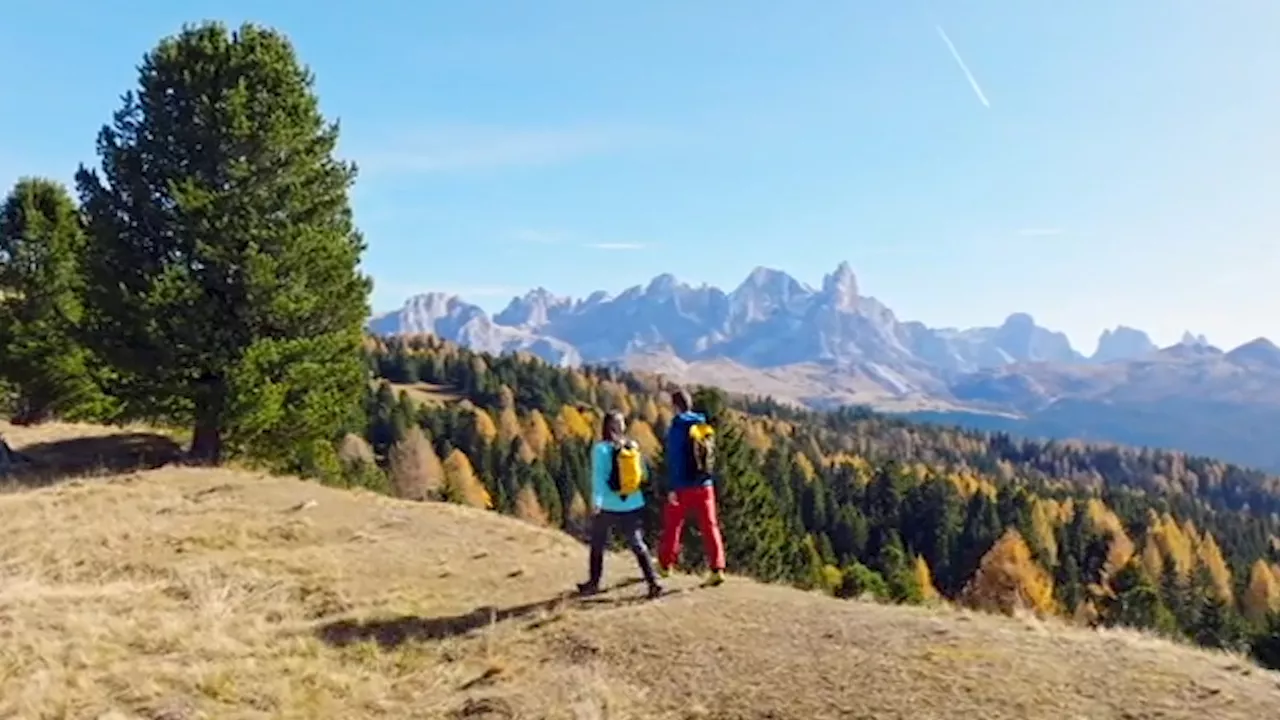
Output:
[368, 262, 1280, 472]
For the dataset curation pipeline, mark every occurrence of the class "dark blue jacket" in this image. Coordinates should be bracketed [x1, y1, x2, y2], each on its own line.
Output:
[665, 410, 713, 490]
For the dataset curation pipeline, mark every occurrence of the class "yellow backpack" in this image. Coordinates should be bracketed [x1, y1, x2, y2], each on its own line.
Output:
[608, 439, 645, 498]
[687, 422, 716, 479]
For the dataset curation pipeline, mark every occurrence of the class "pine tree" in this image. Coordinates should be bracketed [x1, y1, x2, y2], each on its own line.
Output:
[529, 460, 564, 527]
[1249, 612, 1280, 671]
[0, 178, 114, 423]
[904, 477, 962, 593]
[1101, 560, 1178, 635]
[715, 419, 796, 582]
[837, 561, 890, 601]
[954, 491, 1002, 593]
[876, 532, 922, 604]
[1190, 564, 1248, 652]
[75, 21, 370, 471]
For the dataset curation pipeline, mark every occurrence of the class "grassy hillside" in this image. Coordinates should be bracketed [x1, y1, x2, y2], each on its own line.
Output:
[362, 334, 1280, 663]
[3, 421, 1280, 720]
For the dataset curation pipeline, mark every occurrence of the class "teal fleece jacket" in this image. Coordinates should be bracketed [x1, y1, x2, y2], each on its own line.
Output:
[591, 440, 647, 513]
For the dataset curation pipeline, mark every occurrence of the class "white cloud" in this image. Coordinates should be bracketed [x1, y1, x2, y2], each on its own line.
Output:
[583, 242, 647, 251]
[352, 123, 653, 176]
[1017, 228, 1066, 237]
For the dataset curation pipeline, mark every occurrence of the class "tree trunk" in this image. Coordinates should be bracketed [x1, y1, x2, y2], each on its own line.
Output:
[188, 378, 225, 465]
[189, 417, 223, 465]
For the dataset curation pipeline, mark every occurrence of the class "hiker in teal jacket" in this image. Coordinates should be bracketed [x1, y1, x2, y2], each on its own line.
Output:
[577, 410, 664, 599]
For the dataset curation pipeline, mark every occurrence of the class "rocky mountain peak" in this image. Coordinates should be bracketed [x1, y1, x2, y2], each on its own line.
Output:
[645, 273, 682, 298]
[494, 287, 571, 329]
[730, 266, 811, 323]
[820, 261, 859, 312]
[1226, 337, 1280, 369]
[1002, 312, 1036, 331]
[1180, 331, 1211, 347]
[1093, 325, 1157, 363]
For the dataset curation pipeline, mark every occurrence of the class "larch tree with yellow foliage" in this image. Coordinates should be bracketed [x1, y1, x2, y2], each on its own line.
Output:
[913, 555, 940, 603]
[496, 405, 522, 447]
[521, 409, 552, 457]
[442, 448, 491, 509]
[513, 483, 550, 526]
[469, 406, 498, 446]
[1195, 532, 1234, 605]
[628, 418, 662, 457]
[1242, 559, 1280, 625]
[638, 397, 660, 426]
[553, 404, 594, 442]
[960, 529, 1056, 617]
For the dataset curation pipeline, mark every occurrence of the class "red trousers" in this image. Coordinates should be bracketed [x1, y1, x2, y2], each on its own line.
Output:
[658, 485, 726, 571]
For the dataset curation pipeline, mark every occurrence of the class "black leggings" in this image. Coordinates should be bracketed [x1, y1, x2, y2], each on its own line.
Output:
[587, 509, 660, 587]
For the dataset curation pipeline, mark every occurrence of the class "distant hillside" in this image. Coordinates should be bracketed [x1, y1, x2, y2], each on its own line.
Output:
[361, 334, 1280, 671]
[3, 421, 1279, 719]
[370, 263, 1280, 472]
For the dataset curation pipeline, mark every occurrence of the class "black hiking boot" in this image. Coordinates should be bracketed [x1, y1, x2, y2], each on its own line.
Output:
[576, 581, 601, 597]
[646, 583, 665, 600]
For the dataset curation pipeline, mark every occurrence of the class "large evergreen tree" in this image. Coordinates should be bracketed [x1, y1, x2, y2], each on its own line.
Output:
[75, 22, 371, 471]
[0, 178, 114, 424]
[716, 418, 806, 582]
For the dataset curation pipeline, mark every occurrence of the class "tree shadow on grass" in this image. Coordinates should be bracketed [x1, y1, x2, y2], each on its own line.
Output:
[2, 432, 184, 488]
[316, 578, 647, 650]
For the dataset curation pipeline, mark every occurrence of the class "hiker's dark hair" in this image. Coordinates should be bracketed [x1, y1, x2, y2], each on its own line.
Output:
[671, 388, 692, 412]
[601, 410, 626, 442]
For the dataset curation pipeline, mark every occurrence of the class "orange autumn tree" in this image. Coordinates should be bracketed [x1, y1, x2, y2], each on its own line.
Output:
[554, 404, 594, 442]
[1196, 531, 1234, 605]
[514, 483, 549, 526]
[1241, 559, 1280, 625]
[960, 529, 1056, 617]
[469, 406, 498, 446]
[522, 410, 552, 457]
[497, 405, 522, 446]
[627, 418, 662, 457]
[442, 448, 491, 509]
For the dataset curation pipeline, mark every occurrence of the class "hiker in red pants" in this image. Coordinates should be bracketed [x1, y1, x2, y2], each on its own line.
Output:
[657, 388, 726, 586]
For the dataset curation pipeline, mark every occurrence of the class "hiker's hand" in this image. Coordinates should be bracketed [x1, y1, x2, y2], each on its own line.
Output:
[667, 492, 677, 505]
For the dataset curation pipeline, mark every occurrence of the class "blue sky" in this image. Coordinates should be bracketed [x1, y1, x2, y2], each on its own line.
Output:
[3, 1, 1277, 352]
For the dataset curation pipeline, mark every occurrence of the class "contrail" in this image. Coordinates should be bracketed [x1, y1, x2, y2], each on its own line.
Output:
[935, 24, 990, 108]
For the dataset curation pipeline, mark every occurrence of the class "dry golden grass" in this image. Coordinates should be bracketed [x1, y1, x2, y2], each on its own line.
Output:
[2, 421, 1279, 719]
